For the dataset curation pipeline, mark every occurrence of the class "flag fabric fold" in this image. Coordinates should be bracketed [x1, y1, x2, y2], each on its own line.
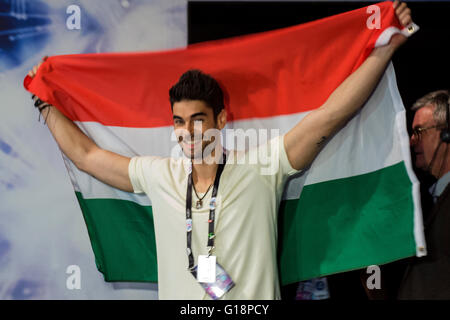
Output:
[25, 1, 425, 285]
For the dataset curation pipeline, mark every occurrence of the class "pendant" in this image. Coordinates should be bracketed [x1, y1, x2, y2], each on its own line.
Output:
[196, 200, 203, 209]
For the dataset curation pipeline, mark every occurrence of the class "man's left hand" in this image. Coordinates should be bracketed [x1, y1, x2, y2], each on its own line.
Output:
[389, 0, 413, 49]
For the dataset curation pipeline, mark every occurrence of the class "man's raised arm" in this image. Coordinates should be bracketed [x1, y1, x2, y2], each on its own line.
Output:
[284, 0, 412, 171]
[29, 62, 133, 193]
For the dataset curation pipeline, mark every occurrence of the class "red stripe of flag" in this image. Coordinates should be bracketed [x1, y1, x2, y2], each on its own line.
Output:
[25, 1, 400, 128]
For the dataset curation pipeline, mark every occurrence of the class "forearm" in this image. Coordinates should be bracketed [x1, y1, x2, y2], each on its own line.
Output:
[39, 105, 99, 169]
[284, 0, 411, 171]
[322, 44, 395, 129]
[33, 100, 132, 192]
[285, 45, 396, 170]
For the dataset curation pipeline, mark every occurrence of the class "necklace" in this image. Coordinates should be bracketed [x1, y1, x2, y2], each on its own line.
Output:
[193, 183, 213, 209]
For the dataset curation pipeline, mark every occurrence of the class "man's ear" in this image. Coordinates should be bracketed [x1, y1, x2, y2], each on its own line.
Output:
[216, 109, 227, 130]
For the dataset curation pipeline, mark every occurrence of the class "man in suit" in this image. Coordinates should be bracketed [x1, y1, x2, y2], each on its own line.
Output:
[398, 90, 450, 299]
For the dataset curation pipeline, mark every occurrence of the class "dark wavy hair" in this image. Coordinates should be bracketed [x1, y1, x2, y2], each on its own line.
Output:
[169, 69, 225, 119]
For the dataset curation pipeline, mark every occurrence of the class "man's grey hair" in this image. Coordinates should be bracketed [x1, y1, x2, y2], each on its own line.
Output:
[411, 89, 450, 126]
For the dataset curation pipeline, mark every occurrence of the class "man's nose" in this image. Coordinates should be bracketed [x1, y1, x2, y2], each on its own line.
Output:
[188, 121, 196, 135]
[410, 134, 417, 147]
[191, 121, 204, 136]
[181, 122, 200, 141]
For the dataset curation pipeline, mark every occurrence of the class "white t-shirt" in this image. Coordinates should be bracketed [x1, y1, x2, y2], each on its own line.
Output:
[128, 135, 298, 299]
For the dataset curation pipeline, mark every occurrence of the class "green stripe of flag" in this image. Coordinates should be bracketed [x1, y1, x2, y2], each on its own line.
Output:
[278, 161, 416, 285]
[74, 161, 416, 285]
[75, 192, 158, 282]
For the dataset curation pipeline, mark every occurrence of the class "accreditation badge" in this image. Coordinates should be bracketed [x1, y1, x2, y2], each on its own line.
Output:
[191, 261, 235, 300]
[197, 255, 216, 283]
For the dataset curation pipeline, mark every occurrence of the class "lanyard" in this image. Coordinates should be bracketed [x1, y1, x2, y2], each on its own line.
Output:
[186, 154, 226, 271]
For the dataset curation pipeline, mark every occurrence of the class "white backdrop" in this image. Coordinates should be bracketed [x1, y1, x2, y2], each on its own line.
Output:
[0, 0, 186, 300]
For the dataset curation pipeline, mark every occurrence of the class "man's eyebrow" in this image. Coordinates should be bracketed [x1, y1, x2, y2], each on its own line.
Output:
[413, 122, 435, 130]
[190, 112, 207, 118]
[173, 112, 207, 121]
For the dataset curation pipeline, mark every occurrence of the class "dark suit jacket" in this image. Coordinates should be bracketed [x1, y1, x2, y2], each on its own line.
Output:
[398, 183, 450, 299]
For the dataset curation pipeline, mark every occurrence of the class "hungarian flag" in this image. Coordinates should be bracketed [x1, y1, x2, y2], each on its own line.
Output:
[24, 1, 425, 285]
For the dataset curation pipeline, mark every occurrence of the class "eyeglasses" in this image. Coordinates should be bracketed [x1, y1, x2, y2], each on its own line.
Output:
[411, 125, 444, 141]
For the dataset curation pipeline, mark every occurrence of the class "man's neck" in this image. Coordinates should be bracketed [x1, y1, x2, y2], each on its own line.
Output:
[191, 147, 225, 192]
[192, 162, 219, 193]
[432, 156, 450, 179]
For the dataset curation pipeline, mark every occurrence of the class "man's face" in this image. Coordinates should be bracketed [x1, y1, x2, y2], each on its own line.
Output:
[410, 104, 442, 171]
[172, 99, 225, 160]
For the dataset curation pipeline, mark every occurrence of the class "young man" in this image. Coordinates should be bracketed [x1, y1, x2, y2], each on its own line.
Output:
[29, 1, 412, 299]
[398, 90, 450, 299]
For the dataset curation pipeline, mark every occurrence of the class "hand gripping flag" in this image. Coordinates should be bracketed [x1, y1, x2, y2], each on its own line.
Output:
[24, 1, 425, 285]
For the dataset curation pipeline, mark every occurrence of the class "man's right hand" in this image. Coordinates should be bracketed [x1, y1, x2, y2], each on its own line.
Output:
[28, 55, 48, 77]
[28, 57, 51, 109]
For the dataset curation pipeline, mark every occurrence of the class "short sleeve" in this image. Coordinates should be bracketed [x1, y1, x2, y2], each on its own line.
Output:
[128, 156, 158, 194]
[253, 134, 299, 177]
[271, 134, 301, 195]
[278, 134, 299, 177]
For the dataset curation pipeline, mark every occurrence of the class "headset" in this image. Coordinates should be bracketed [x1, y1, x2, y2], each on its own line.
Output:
[440, 93, 450, 143]
[425, 91, 450, 176]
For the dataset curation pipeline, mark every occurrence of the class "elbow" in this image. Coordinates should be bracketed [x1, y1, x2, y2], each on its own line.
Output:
[73, 155, 88, 173]
[73, 146, 98, 174]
